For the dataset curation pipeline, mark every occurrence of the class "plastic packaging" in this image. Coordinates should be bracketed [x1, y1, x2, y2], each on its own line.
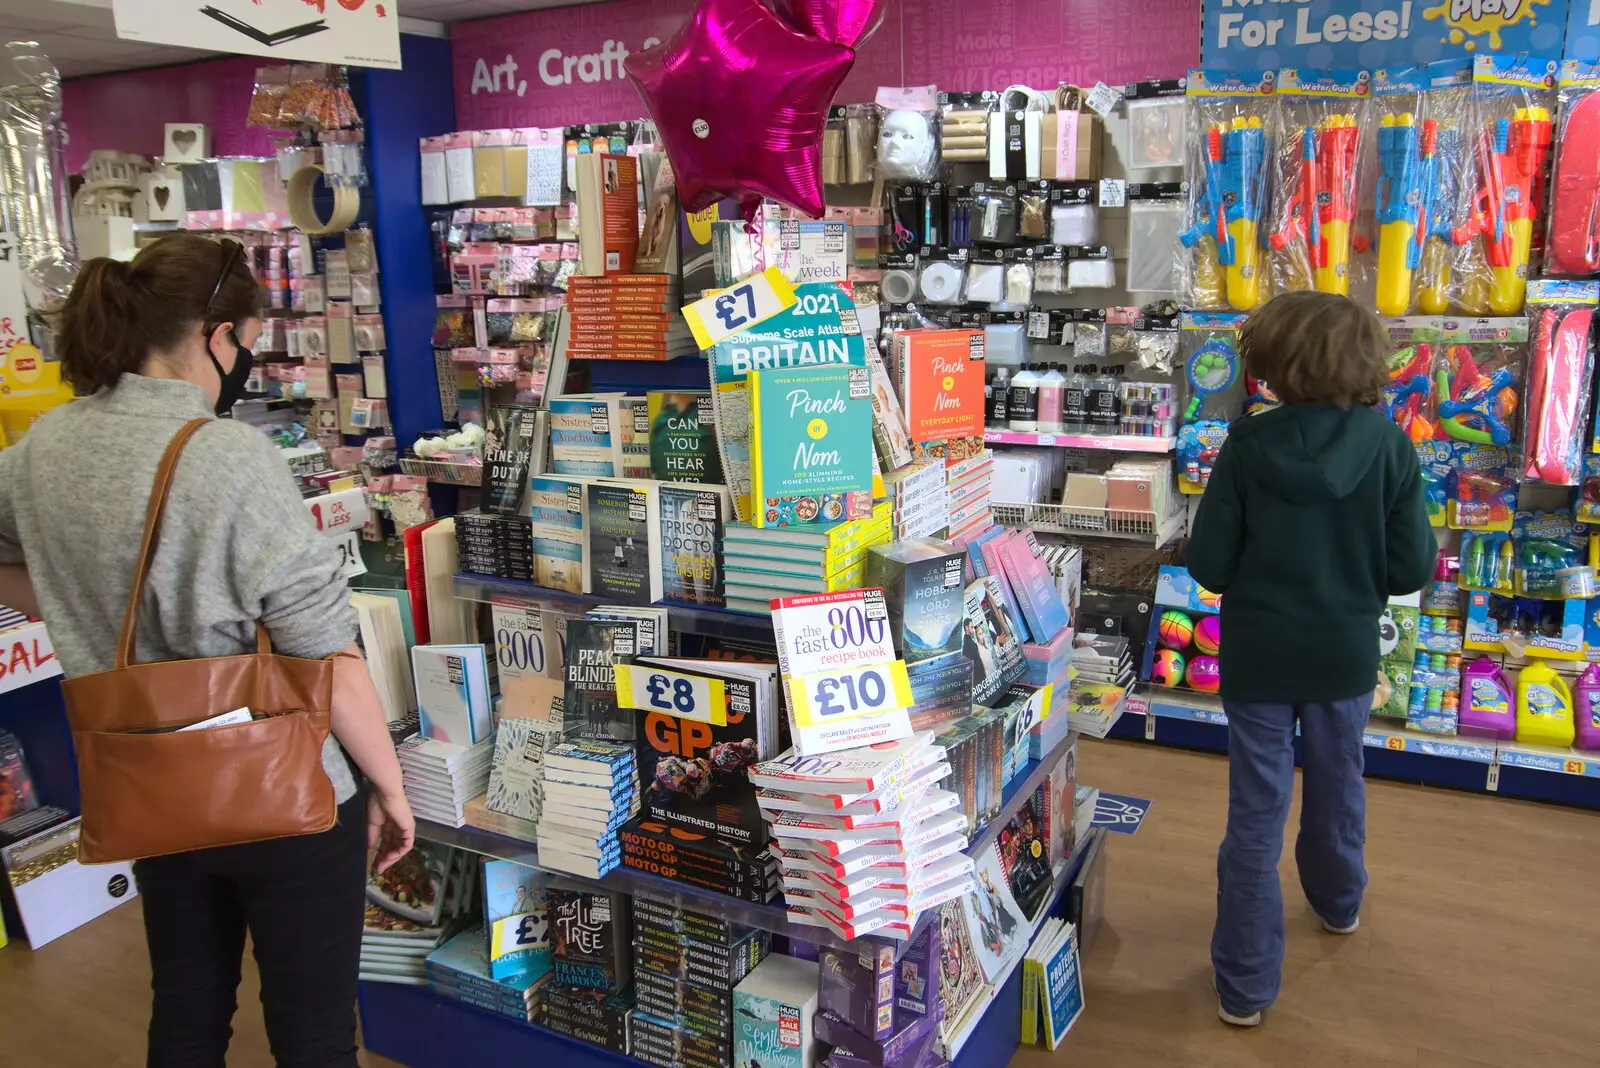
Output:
[1574, 662, 1600, 750]
[1124, 80, 1188, 169]
[1521, 280, 1598, 485]
[938, 91, 997, 165]
[1545, 61, 1600, 276]
[1267, 70, 1372, 299]
[1127, 197, 1184, 294]
[1446, 469, 1515, 530]
[1036, 364, 1065, 433]
[1460, 657, 1516, 739]
[1379, 319, 1441, 442]
[1086, 365, 1121, 433]
[1180, 70, 1277, 311]
[1516, 660, 1575, 747]
[876, 86, 940, 181]
[1008, 363, 1040, 432]
[1455, 55, 1557, 316]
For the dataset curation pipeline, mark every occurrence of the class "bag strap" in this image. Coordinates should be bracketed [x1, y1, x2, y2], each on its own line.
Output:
[116, 418, 271, 668]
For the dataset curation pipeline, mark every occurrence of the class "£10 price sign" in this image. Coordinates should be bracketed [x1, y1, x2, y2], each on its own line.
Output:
[787, 661, 913, 729]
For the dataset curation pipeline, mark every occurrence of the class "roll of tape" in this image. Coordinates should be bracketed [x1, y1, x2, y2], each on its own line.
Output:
[288, 164, 360, 235]
[882, 268, 917, 304]
[919, 260, 963, 304]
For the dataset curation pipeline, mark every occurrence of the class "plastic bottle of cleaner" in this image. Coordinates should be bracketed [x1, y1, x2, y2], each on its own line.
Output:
[1036, 363, 1066, 433]
[1575, 662, 1600, 750]
[989, 366, 1010, 426]
[1063, 365, 1089, 433]
[1459, 657, 1516, 740]
[1516, 661, 1576, 747]
[1008, 363, 1039, 432]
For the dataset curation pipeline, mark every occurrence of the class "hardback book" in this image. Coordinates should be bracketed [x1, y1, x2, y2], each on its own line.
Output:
[529, 475, 590, 594]
[549, 888, 632, 993]
[648, 390, 724, 484]
[994, 529, 1070, 643]
[483, 404, 542, 515]
[630, 656, 778, 848]
[634, 153, 681, 276]
[1040, 739, 1078, 873]
[867, 357, 915, 471]
[586, 480, 663, 606]
[563, 618, 638, 740]
[489, 599, 561, 686]
[575, 152, 639, 275]
[622, 396, 653, 479]
[732, 954, 821, 1068]
[964, 577, 1027, 707]
[548, 394, 628, 477]
[996, 791, 1053, 920]
[748, 363, 874, 529]
[864, 540, 968, 666]
[658, 482, 730, 607]
[366, 842, 455, 926]
[482, 859, 554, 982]
[412, 644, 493, 745]
[894, 329, 987, 445]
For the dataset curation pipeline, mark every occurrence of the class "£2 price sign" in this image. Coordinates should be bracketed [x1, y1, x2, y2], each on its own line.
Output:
[682, 266, 798, 350]
[614, 664, 727, 726]
[787, 661, 913, 729]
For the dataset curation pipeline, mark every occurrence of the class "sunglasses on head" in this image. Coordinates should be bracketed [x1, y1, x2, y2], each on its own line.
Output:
[202, 240, 245, 335]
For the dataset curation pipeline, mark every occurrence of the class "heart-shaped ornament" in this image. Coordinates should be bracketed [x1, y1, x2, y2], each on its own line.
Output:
[152, 184, 170, 209]
[171, 129, 196, 153]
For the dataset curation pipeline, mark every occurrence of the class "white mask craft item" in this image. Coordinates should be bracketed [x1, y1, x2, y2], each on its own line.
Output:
[877, 108, 937, 180]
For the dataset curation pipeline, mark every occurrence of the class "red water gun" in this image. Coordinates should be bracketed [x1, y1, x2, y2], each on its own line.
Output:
[1452, 107, 1553, 314]
[1270, 116, 1365, 294]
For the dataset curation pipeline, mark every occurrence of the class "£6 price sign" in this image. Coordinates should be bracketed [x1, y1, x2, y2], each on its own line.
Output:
[614, 664, 727, 726]
[682, 266, 798, 350]
[787, 661, 913, 729]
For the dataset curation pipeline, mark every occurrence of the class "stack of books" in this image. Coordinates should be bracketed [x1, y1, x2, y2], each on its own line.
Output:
[564, 275, 694, 361]
[933, 708, 1006, 832]
[426, 927, 545, 1022]
[541, 888, 635, 1055]
[453, 508, 534, 581]
[881, 460, 950, 540]
[751, 733, 974, 940]
[1068, 633, 1134, 738]
[813, 923, 944, 1068]
[629, 893, 771, 1068]
[722, 503, 893, 614]
[397, 735, 492, 827]
[536, 738, 639, 878]
[945, 445, 995, 543]
[361, 846, 476, 986]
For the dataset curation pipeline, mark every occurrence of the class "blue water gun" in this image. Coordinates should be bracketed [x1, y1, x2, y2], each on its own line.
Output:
[1179, 117, 1266, 310]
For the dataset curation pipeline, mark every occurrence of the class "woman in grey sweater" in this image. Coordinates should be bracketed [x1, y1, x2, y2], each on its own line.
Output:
[0, 233, 414, 1066]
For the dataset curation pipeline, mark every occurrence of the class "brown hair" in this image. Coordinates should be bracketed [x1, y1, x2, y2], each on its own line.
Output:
[52, 233, 262, 394]
[1238, 291, 1389, 408]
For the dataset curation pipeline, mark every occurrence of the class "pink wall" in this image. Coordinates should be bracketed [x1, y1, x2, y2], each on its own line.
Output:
[452, 0, 1201, 130]
[61, 56, 276, 173]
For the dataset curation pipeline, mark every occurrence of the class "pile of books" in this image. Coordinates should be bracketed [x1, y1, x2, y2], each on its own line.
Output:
[752, 732, 975, 941]
[1067, 633, 1134, 738]
[426, 926, 545, 1022]
[881, 460, 949, 541]
[536, 738, 638, 879]
[564, 275, 694, 362]
[453, 509, 534, 582]
[721, 503, 892, 614]
[397, 735, 492, 828]
[629, 892, 771, 1068]
[361, 845, 476, 986]
[945, 443, 995, 544]
[1020, 919, 1085, 1051]
[932, 709, 1006, 831]
[814, 922, 944, 1068]
[541, 888, 634, 1055]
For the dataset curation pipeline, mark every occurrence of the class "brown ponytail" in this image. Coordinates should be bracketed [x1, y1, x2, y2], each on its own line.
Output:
[52, 233, 263, 394]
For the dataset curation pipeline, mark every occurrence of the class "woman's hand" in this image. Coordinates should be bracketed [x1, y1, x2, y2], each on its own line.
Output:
[367, 788, 415, 874]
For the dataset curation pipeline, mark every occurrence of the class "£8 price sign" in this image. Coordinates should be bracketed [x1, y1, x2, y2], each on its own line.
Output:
[614, 663, 727, 726]
[682, 266, 798, 349]
[787, 661, 913, 729]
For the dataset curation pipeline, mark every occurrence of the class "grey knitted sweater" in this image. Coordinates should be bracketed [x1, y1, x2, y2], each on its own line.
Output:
[0, 373, 359, 801]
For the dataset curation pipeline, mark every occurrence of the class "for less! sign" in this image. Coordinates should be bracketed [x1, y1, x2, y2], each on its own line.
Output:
[113, 0, 400, 69]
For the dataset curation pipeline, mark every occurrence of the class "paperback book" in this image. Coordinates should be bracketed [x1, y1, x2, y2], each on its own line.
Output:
[563, 617, 639, 740]
[411, 644, 492, 745]
[483, 859, 554, 982]
[529, 475, 589, 594]
[548, 394, 627, 476]
[748, 362, 874, 529]
[962, 841, 1031, 986]
[964, 577, 1027, 707]
[549, 888, 632, 993]
[482, 404, 542, 515]
[895, 329, 986, 445]
[863, 540, 967, 666]
[658, 482, 729, 607]
[587, 480, 663, 606]
[574, 152, 639, 275]
[648, 390, 724, 484]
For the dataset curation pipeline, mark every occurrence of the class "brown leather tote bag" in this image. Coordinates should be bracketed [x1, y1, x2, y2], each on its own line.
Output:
[63, 418, 339, 863]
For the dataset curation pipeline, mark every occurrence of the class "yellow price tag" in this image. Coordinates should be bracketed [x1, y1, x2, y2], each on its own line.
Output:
[682, 265, 798, 350]
[615, 663, 727, 726]
[787, 661, 912, 729]
[489, 913, 547, 959]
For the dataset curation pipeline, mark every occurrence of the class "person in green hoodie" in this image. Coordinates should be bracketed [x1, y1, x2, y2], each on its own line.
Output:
[1187, 291, 1436, 1028]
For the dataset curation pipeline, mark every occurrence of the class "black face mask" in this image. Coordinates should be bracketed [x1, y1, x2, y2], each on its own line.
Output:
[208, 328, 254, 416]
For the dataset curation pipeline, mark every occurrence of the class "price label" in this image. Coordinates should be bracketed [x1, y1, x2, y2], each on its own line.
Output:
[1084, 81, 1124, 116]
[614, 664, 727, 725]
[332, 530, 365, 578]
[787, 661, 912, 729]
[682, 265, 798, 349]
[489, 913, 548, 959]
[1098, 178, 1127, 208]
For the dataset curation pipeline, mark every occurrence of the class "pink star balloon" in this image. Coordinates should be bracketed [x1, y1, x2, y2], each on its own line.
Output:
[772, 0, 887, 48]
[623, 0, 855, 221]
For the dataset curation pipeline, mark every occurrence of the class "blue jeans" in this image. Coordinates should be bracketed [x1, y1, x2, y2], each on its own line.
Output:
[1212, 695, 1371, 1015]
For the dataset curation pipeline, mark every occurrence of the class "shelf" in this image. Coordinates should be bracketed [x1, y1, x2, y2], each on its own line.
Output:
[400, 457, 482, 486]
[967, 730, 1080, 861]
[983, 429, 1175, 452]
[992, 502, 1185, 546]
[451, 573, 778, 641]
[1497, 742, 1600, 778]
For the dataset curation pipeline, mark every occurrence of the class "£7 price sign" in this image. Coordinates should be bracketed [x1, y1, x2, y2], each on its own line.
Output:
[682, 266, 798, 350]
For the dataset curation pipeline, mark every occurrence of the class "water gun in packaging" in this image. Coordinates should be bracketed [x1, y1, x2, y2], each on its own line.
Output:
[1453, 55, 1556, 316]
[1268, 69, 1371, 298]
[1179, 70, 1276, 312]
[1545, 60, 1600, 277]
[1372, 61, 1475, 316]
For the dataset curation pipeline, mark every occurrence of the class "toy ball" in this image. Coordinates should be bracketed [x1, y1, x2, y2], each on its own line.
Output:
[1186, 655, 1222, 693]
[1196, 587, 1222, 610]
[1193, 615, 1222, 656]
[1157, 610, 1195, 650]
[1151, 649, 1186, 687]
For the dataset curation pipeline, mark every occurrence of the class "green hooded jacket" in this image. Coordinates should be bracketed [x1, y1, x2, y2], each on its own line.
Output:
[1186, 404, 1437, 704]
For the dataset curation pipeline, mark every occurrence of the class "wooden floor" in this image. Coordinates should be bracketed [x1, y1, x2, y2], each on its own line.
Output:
[1, 738, 1597, 1067]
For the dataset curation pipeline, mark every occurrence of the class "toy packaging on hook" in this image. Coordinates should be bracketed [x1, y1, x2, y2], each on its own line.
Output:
[1177, 312, 1245, 494]
[1379, 317, 1442, 444]
[1267, 69, 1372, 300]
[1142, 566, 1224, 694]
[1466, 510, 1592, 661]
[1180, 70, 1277, 312]
[1547, 61, 1600, 277]
[1453, 56, 1557, 317]
[1372, 60, 1475, 316]
[1521, 280, 1598, 486]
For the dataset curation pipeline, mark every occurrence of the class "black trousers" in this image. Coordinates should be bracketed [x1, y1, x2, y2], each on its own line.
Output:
[132, 791, 368, 1068]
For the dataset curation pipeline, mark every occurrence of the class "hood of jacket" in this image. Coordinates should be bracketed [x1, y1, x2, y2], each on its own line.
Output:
[1226, 404, 1386, 504]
